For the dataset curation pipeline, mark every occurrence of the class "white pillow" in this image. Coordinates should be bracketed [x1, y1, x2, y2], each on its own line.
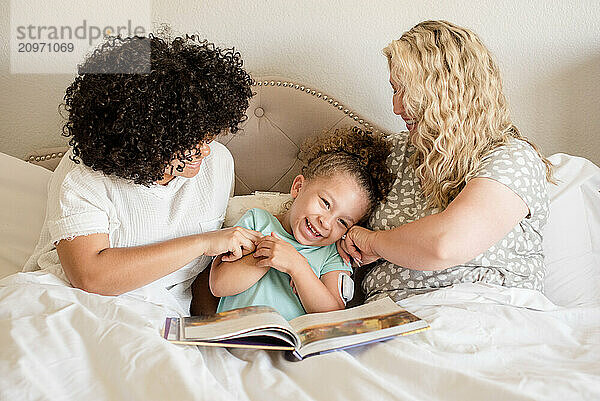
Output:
[543, 153, 600, 306]
[224, 191, 293, 227]
[0, 153, 51, 279]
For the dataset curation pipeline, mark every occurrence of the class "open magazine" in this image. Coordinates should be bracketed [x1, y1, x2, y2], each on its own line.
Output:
[163, 297, 429, 360]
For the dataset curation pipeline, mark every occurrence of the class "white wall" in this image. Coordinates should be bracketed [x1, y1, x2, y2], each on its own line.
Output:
[1, 0, 599, 165]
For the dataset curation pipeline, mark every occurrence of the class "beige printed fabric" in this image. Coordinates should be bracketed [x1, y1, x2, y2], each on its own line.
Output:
[363, 132, 550, 302]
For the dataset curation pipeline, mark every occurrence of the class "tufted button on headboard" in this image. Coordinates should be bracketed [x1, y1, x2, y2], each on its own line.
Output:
[218, 76, 388, 195]
[25, 76, 388, 194]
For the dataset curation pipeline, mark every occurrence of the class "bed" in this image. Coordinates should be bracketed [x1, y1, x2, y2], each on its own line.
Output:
[1, 77, 599, 401]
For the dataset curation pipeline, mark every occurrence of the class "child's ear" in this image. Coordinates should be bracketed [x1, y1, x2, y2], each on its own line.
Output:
[290, 175, 305, 199]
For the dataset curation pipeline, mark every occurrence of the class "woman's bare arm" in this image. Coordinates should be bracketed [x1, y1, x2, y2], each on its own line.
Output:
[340, 177, 529, 270]
[56, 227, 262, 296]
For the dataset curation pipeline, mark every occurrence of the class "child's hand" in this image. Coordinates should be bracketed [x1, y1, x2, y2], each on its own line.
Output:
[254, 232, 309, 275]
[200, 227, 263, 262]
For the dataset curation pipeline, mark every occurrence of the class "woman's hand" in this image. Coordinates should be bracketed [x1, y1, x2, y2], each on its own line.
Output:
[336, 226, 380, 266]
[253, 232, 309, 275]
[199, 227, 263, 262]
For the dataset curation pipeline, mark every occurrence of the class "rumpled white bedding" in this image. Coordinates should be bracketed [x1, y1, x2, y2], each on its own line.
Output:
[1, 271, 598, 401]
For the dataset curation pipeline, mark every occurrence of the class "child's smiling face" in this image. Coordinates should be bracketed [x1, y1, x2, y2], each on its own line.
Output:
[283, 173, 370, 246]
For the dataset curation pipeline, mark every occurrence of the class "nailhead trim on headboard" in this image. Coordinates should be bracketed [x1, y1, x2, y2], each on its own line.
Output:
[27, 152, 65, 163]
[252, 79, 387, 136]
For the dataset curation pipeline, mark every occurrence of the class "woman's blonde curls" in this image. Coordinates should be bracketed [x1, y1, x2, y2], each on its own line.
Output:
[384, 20, 554, 209]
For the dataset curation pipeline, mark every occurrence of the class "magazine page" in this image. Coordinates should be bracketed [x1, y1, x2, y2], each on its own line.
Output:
[181, 305, 297, 344]
[295, 318, 429, 359]
[164, 318, 296, 350]
[289, 297, 405, 332]
[288, 297, 429, 358]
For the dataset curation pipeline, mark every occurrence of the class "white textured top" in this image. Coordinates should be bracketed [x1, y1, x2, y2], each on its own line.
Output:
[23, 142, 234, 313]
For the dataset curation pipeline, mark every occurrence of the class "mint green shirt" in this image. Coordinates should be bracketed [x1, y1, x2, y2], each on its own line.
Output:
[217, 208, 352, 320]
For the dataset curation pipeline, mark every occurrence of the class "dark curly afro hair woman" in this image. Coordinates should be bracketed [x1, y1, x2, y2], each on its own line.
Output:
[299, 126, 394, 219]
[62, 34, 254, 185]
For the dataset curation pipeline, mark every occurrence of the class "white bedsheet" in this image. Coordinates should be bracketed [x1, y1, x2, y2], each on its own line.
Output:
[1, 271, 598, 401]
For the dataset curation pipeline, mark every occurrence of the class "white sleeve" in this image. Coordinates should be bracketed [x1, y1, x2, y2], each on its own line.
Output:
[46, 165, 112, 244]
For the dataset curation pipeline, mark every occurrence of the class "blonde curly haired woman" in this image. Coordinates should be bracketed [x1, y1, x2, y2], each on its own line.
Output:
[338, 20, 555, 302]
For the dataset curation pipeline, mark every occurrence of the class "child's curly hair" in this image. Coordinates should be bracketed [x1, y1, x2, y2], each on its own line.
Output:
[62, 34, 254, 185]
[298, 126, 394, 216]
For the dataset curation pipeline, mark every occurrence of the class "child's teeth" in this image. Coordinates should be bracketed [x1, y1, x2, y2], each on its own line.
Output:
[307, 220, 320, 236]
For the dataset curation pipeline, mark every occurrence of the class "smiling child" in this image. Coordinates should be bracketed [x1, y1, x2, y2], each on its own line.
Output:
[209, 127, 393, 320]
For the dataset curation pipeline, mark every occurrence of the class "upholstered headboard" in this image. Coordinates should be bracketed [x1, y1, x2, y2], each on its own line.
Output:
[25, 76, 388, 195]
